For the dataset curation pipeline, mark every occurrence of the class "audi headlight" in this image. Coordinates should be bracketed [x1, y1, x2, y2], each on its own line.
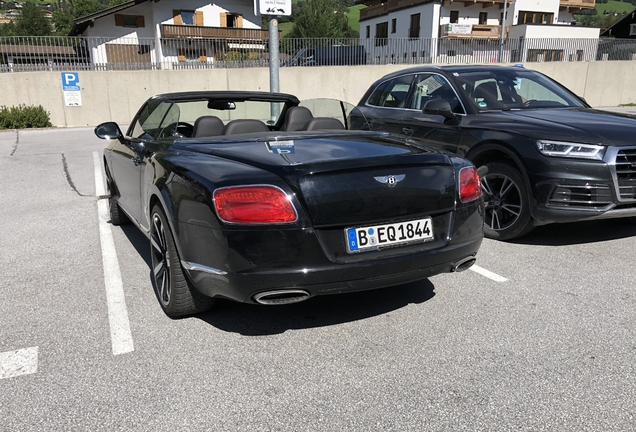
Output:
[536, 140, 605, 160]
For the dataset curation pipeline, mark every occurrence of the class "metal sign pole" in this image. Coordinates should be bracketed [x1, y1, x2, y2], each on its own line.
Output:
[256, 0, 290, 120]
[499, 0, 508, 63]
[269, 16, 280, 120]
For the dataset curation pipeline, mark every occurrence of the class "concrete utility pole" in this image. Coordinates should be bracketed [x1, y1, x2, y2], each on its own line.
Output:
[499, 0, 508, 63]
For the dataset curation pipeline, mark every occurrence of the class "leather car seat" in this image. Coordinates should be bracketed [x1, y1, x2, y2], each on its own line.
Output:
[303, 118, 345, 131]
[223, 119, 270, 135]
[192, 116, 225, 138]
[473, 82, 502, 109]
[282, 106, 314, 131]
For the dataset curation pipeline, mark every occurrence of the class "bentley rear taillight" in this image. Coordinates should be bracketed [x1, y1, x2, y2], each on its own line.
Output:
[459, 166, 482, 203]
[213, 185, 297, 223]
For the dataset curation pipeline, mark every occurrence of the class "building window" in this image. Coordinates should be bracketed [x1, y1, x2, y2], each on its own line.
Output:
[173, 10, 203, 26]
[409, 13, 420, 38]
[181, 11, 195, 25]
[391, 18, 396, 34]
[630, 23, 636, 36]
[366, 25, 370, 38]
[115, 14, 145, 28]
[450, 11, 459, 24]
[518, 11, 553, 25]
[479, 12, 487, 25]
[220, 12, 243, 28]
[375, 22, 388, 46]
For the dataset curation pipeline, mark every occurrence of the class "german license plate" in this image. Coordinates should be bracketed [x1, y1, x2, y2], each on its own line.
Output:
[345, 218, 433, 253]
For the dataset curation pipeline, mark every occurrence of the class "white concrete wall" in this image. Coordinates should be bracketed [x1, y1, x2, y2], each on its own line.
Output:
[1, 61, 635, 127]
[509, 24, 600, 38]
[360, 5, 439, 39]
[439, 5, 503, 27]
[510, 0, 560, 25]
[507, 25, 600, 62]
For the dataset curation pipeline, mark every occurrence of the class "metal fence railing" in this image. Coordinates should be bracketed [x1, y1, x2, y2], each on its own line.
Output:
[2, 36, 636, 73]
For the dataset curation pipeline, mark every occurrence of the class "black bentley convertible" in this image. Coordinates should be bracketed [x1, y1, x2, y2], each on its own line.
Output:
[95, 91, 484, 317]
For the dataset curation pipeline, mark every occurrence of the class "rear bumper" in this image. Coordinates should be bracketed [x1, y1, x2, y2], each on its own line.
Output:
[183, 239, 482, 303]
[179, 201, 484, 304]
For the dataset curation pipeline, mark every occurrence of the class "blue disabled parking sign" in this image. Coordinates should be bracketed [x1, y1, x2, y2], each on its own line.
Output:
[61, 72, 82, 106]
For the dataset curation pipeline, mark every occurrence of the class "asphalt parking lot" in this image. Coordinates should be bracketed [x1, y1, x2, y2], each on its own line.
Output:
[1, 127, 635, 431]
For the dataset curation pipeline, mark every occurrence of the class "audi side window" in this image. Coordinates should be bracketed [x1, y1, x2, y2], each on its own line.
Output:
[367, 81, 389, 106]
[410, 74, 463, 114]
[367, 75, 414, 108]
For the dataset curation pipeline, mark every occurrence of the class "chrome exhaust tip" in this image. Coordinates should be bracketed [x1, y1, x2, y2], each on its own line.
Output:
[253, 289, 310, 305]
[451, 256, 476, 272]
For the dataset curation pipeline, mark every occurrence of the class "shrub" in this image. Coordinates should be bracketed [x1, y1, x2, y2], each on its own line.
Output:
[0, 104, 53, 129]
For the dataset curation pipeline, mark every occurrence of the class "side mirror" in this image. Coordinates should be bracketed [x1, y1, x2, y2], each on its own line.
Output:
[95, 122, 124, 141]
[423, 99, 457, 123]
[130, 140, 147, 155]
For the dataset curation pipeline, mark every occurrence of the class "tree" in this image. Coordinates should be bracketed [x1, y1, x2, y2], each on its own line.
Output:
[285, 0, 358, 38]
[108, 0, 130, 6]
[52, 9, 74, 35]
[72, 0, 101, 18]
[0, 21, 17, 37]
[15, 1, 52, 36]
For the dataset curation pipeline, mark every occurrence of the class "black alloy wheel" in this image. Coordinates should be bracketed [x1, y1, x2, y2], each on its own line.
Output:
[480, 162, 534, 241]
[149, 204, 214, 317]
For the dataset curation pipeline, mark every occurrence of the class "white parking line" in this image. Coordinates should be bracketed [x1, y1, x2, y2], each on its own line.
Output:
[469, 264, 508, 283]
[93, 151, 134, 356]
[0, 347, 38, 379]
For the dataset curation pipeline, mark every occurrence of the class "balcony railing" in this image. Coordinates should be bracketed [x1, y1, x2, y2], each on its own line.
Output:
[440, 24, 505, 38]
[160, 24, 276, 40]
[559, 0, 595, 10]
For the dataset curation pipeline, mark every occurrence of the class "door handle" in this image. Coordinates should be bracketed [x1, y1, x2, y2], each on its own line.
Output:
[131, 156, 142, 166]
[402, 127, 414, 135]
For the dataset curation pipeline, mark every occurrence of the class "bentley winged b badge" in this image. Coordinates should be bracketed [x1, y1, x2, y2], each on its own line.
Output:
[374, 174, 405, 188]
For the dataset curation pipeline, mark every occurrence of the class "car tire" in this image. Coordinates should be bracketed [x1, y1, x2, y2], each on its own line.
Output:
[105, 164, 130, 226]
[108, 196, 130, 226]
[480, 162, 534, 241]
[149, 204, 214, 317]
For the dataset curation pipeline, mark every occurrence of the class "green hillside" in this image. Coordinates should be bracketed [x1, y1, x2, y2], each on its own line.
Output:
[281, 1, 364, 37]
[279, 21, 294, 37]
[346, 4, 365, 31]
[595, 0, 636, 14]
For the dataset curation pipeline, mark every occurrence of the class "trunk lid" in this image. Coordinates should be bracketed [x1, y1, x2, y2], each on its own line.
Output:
[173, 132, 457, 227]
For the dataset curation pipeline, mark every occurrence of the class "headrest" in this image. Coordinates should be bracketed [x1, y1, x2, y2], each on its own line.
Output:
[192, 116, 224, 138]
[282, 106, 313, 131]
[223, 119, 270, 135]
[473, 82, 499, 100]
[304, 117, 345, 131]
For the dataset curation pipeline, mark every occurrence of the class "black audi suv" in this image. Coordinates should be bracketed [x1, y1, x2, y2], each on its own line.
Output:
[349, 65, 636, 240]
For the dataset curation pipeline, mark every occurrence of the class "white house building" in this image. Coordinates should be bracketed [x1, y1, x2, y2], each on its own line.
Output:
[69, 0, 268, 69]
[356, 0, 600, 63]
